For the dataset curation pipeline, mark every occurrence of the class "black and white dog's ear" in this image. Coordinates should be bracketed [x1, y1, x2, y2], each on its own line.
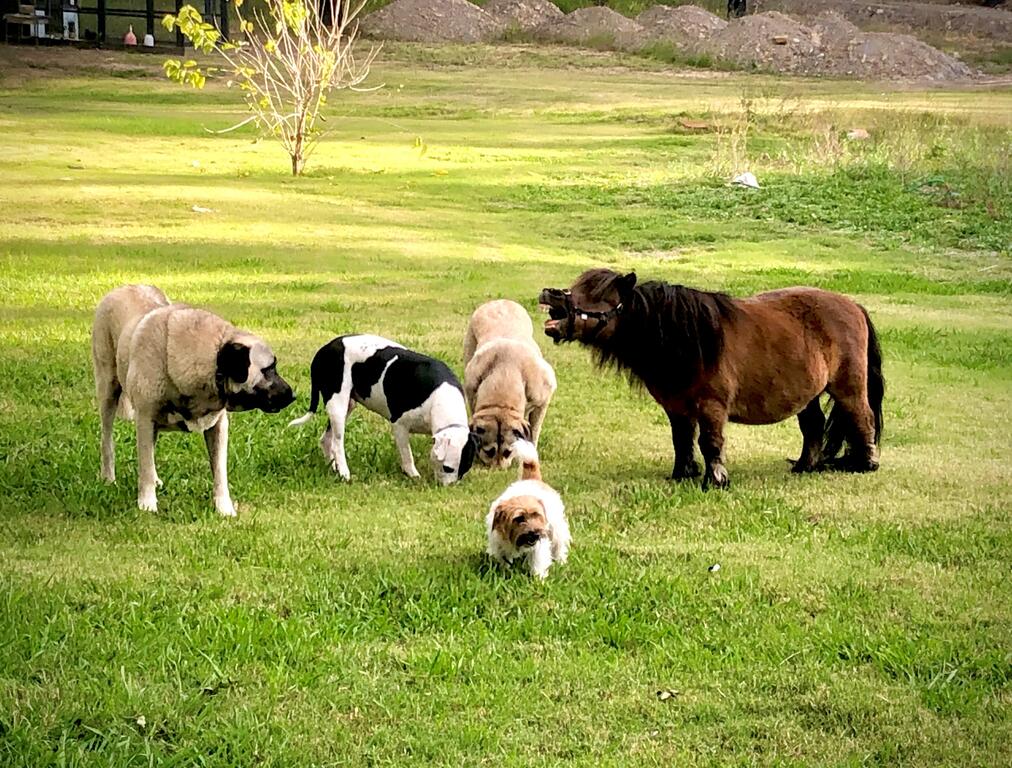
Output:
[217, 341, 251, 384]
[616, 271, 637, 298]
[458, 431, 480, 478]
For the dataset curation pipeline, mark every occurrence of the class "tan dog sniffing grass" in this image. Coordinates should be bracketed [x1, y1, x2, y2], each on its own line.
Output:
[486, 440, 570, 579]
[464, 300, 557, 469]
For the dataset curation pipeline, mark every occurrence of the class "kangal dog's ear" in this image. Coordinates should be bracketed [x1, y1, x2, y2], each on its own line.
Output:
[217, 341, 251, 388]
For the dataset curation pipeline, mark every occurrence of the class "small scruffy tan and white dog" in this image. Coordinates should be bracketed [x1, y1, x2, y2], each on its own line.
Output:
[486, 440, 570, 579]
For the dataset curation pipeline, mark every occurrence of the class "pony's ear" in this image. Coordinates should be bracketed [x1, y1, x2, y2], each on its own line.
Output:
[616, 272, 637, 298]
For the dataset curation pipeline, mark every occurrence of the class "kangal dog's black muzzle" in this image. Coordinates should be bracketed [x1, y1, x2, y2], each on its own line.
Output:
[228, 372, 295, 414]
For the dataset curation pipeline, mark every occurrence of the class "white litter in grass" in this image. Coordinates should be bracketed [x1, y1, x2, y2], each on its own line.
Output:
[731, 172, 760, 189]
[708, 563, 721, 572]
[191, 205, 216, 214]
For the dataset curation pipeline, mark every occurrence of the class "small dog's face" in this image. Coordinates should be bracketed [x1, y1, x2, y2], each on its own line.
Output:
[471, 410, 531, 469]
[217, 338, 295, 413]
[539, 269, 637, 344]
[430, 427, 479, 485]
[492, 494, 548, 550]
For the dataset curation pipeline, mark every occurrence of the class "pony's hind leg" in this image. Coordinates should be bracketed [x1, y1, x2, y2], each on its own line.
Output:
[666, 410, 700, 480]
[825, 391, 879, 472]
[792, 397, 826, 473]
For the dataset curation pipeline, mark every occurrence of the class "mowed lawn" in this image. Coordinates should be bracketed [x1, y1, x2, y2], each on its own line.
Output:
[1, 44, 1010, 766]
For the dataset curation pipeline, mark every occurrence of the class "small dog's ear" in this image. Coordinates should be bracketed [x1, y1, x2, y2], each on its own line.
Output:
[491, 501, 510, 532]
[616, 271, 637, 298]
[217, 342, 250, 384]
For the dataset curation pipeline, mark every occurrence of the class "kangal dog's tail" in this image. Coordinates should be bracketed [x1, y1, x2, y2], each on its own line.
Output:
[512, 440, 542, 481]
[287, 379, 320, 428]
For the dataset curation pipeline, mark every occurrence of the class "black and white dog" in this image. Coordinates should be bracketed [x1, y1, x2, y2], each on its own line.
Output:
[289, 335, 479, 485]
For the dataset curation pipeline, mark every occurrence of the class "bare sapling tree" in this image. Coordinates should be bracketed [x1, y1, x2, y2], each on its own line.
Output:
[163, 0, 379, 175]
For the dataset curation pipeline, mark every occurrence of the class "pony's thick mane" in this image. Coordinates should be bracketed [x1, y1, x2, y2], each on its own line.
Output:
[590, 274, 738, 393]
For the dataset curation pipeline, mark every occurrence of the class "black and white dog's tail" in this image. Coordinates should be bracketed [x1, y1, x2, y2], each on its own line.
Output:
[287, 377, 320, 427]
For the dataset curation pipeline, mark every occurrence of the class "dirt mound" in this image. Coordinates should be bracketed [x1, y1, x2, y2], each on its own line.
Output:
[809, 10, 861, 52]
[702, 10, 973, 80]
[534, 7, 647, 51]
[484, 0, 563, 32]
[703, 11, 821, 74]
[754, 0, 1012, 42]
[842, 31, 973, 80]
[636, 4, 727, 48]
[360, 0, 502, 43]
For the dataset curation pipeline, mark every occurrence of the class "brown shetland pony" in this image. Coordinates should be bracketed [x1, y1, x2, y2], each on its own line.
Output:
[539, 269, 883, 489]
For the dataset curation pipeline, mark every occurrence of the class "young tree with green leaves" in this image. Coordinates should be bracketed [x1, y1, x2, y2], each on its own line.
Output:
[163, 0, 378, 175]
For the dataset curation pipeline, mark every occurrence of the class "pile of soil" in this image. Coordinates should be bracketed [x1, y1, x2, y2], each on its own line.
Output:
[703, 11, 822, 74]
[842, 31, 973, 80]
[701, 10, 973, 79]
[359, 0, 502, 43]
[534, 7, 647, 51]
[636, 4, 728, 48]
[356, 0, 976, 82]
[808, 10, 862, 52]
[754, 0, 1012, 42]
[484, 0, 563, 32]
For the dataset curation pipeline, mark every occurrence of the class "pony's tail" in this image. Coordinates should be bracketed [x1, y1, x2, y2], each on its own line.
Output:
[512, 440, 542, 481]
[287, 378, 320, 428]
[863, 306, 885, 446]
[823, 307, 884, 459]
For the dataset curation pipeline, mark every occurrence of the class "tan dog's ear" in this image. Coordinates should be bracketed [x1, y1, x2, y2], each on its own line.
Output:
[512, 421, 532, 441]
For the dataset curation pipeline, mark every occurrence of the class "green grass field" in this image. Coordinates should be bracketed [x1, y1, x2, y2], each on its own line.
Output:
[1, 44, 1010, 766]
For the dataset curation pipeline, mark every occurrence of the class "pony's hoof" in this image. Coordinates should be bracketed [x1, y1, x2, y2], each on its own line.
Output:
[824, 455, 879, 473]
[789, 457, 824, 474]
[702, 465, 729, 491]
[671, 459, 701, 481]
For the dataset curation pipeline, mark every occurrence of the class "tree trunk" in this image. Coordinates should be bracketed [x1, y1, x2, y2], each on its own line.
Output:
[291, 120, 305, 175]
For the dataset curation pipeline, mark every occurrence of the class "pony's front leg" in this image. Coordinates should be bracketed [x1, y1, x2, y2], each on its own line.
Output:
[666, 410, 700, 480]
[792, 397, 826, 473]
[697, 403, 729, 490]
